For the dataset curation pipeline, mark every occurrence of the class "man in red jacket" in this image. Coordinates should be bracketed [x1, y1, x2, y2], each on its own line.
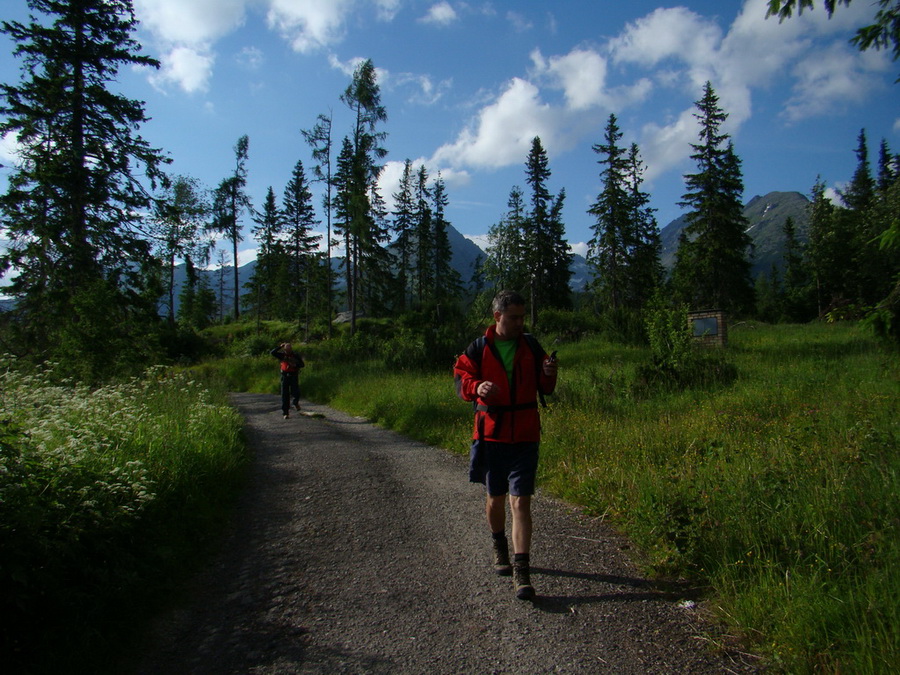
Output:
[454, 290, 558, 600]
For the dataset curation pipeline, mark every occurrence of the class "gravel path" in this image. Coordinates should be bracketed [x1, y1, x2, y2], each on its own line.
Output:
[135, 393, 761, 674]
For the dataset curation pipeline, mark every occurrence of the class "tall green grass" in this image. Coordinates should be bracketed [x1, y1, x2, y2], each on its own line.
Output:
[238, 321, 897, 673]
[539, 323, 898, 672]
[0, 358, 247, 673]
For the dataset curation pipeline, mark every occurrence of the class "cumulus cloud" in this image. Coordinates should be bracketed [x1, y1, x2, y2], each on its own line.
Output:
[134, 0, 379, 90]
[609, 7, 722, 71]
[430, 42, 656, 176]
[431, 78, 560, 170]
[531, 48, 653, 112]
[150, 46, 215, 93]
[638, 108, 699, 182]
[783, 43, 888, 121]
[570, 241, 588, 257]
[328, 53, 369, 77]
[421, 2, 457, 26]
[134, 0, 245, 92]
[267, 0, 355, 53]
[134, 0, 247, 45]
[531, 48, 608, 111]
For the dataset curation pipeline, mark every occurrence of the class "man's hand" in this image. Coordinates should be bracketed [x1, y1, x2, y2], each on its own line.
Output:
[542, 357, 558, 378]
[476, 381, 498, 399]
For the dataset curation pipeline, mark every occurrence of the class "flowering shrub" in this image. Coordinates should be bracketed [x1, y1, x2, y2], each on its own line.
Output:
[0, 355, 246, 670]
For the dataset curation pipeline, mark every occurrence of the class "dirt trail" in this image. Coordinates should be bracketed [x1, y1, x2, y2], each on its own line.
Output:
[134, 393, 759, 674]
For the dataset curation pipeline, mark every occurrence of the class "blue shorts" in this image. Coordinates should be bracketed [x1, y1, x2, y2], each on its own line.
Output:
[481, 441, 539, 497]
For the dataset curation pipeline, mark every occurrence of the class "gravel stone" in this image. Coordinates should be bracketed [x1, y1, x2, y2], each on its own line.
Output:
[134, 393, 762, 674]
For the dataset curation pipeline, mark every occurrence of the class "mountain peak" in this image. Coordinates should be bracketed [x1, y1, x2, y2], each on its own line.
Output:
[660, 191, 811, 277]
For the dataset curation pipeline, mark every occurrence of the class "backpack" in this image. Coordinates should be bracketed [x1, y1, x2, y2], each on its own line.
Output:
[463, 333, 549, 408]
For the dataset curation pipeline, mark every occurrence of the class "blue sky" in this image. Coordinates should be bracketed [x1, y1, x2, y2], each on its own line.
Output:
[1, 0, 897, 267]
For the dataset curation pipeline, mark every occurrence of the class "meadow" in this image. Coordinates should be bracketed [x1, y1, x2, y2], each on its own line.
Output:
[217, 320, 898, 673]
[1, 319, 896, 673]
[0, 359, 247, 673]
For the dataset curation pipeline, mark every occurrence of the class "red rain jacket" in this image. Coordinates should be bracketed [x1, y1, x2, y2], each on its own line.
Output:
[453, 324, 556, 443]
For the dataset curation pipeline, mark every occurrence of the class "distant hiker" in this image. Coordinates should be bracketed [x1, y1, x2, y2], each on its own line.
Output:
[453, 290, 558, 600]
[271, 342, 304, 419]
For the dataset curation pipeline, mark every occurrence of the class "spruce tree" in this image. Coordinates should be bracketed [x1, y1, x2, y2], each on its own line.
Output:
[247, 186, 283, 322]
[0, 0, 169, 377]
[333, 136, 355, 313]
[672, 82, 754, 315]
[623, 143, 663, 308]
[780, 215, 813, 321]
[588, 114, 631, 310]
[805, 177, 841, 315]
[282, 159, 322, 332]
[484, 187, 529, 292]
[523, 136, 571, 325]
[414, 164, 434, 304]
[391, 159, 416, 309]
[431, 172, 462, 303]
[211, 135, 251, 320]
[590, 116, 663, 319]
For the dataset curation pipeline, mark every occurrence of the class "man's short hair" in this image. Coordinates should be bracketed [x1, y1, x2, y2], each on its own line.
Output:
[492, 290, 526, 314]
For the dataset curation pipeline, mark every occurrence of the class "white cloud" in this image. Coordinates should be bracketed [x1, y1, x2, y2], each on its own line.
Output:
[722, 0, 810, 86]
[328, 53, 368, 77]
[894, 118, 900, 134]
[392, 73, 453, 105]
[421, 2, 457, 26]
[824, 185, 842, 204]
[431, 78, 562, 170]
[0, 131, 22, 167]
[267, 0, 355, 53]
[507, 11, 532, 33]
[134, 0, 244, 92]
[570, 241, 588, 257]
[784, 43, 887, 121]
[134, 0, 247, 46]
[609, 7, 722, 71]
[327, 55, 390, 89]
[531, 48, 608, 111]
[432, 166, 471, 190]
[150, 46, 215, 93]
[639, 108, 698, 182]
[236, 46, 265, 71]
[531, 47, 653, 113]
[374, 0, 401, 21]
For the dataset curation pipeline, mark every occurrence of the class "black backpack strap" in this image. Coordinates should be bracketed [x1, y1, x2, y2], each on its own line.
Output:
[523, 333, 547, 408]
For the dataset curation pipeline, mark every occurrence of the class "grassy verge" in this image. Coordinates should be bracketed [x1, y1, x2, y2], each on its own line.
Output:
[215, 321, 897, 673]
[0, 359, 248, 674]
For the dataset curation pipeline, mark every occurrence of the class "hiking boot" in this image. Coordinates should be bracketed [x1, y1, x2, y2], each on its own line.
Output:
[513, 562, 535, 600]
[492, 538, 512, 576]
[294, 401, 301, 411]
[283, 413, 290, 419]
